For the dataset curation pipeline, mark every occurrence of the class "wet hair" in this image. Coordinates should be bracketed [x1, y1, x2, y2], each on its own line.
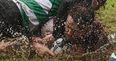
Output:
[69, 2, 95, 25]
[53, 0, 84, 38]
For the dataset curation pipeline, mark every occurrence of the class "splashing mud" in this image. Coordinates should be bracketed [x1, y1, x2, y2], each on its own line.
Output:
[0, 0, 115, 61]
[0, 35, 30, 59]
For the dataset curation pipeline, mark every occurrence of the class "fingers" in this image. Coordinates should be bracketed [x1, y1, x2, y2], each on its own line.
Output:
[31, 37, 44, 44]
[33, 43, 55, 57]
[43, 34, 55, 44]
[46, 48, 55, 56]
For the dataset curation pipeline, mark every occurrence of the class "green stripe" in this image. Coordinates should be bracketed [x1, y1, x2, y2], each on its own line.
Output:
[17, 0, 62, 33]
[19, 8, 30, 32]
[19, 0, 61, 22]
[49, 0, 61, 16]
[18, 0, 62, 32]
[19, 0, 48, 23]
[49, 0, 61, 6]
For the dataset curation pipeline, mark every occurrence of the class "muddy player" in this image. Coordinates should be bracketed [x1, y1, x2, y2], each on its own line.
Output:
[28, 0, 108, 56]
[0, 0, 107, 57]
[0, 0, 74, 56]
[53, 0, 108, 56]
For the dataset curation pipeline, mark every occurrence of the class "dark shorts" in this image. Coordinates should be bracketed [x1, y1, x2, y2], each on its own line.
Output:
[0, 0, 23, 37]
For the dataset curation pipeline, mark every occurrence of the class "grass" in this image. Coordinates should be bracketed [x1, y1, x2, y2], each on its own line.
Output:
[96, 0, 116, 33]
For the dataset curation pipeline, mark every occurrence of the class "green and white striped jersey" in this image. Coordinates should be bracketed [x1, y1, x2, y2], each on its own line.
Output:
[13, 0, 62, 32]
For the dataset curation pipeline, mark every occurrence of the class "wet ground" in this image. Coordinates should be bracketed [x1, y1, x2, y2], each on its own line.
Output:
[0, 0, 115, 61]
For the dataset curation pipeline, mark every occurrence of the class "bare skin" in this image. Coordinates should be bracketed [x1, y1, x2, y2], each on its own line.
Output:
[32, 34, 55, 57]
[65, 15, 75, 38]
[33, 42, 55, 56]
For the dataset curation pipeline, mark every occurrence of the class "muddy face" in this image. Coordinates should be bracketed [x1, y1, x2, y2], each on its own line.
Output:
[65, 14, 87, 42]
[65, 15, 75, 39]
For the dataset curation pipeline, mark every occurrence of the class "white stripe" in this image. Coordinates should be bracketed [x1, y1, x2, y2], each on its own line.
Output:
[12, 0, 22, 13]
[18, 0, 39, 26]
[35, 0, 52, 14]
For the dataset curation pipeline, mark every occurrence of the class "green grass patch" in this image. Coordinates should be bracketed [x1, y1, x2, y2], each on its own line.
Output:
[96, 0, 116, 33]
